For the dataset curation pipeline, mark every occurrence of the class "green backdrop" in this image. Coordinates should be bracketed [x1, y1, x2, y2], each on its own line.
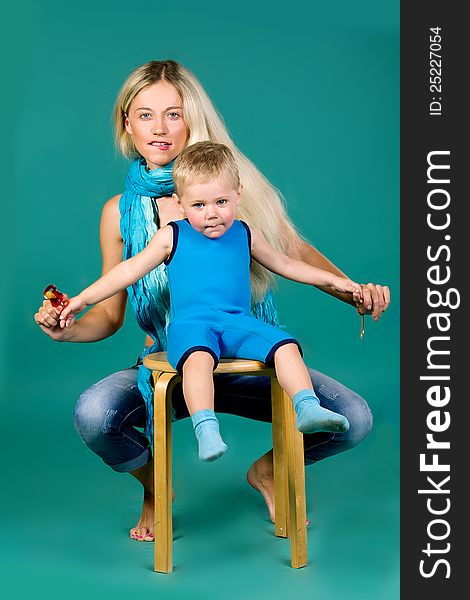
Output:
[1, 1, 399, 598]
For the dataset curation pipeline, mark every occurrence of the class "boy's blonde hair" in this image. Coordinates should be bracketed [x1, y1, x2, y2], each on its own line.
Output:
[113, 60, 304, 300]
[172, 142, 239, 197]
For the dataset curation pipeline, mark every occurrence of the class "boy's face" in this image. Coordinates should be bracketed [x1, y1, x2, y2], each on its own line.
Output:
[174, 175, 242, 239]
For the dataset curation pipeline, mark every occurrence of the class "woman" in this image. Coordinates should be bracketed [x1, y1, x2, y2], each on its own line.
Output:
[34, 60, 389, 542]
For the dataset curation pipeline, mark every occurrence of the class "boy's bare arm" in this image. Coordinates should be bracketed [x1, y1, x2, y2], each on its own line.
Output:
[250, 228, 362, 297]
[60, 225, 173, 326]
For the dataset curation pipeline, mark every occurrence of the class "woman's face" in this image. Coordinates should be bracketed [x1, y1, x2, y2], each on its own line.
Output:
[125, 81, 189, 170]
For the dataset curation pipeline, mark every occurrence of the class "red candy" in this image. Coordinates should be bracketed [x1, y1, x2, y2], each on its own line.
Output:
[43, 284, 68, 307]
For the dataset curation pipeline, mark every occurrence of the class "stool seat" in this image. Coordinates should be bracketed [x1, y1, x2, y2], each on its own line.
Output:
[144, 352, 275, 375]
[143, 351, 308, 572]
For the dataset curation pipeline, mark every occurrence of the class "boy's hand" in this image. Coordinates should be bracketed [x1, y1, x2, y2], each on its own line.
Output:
[328, 276, 363, 303]
[59, 295, 88, 329]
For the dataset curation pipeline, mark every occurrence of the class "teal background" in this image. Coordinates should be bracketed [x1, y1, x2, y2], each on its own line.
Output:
[1, 1, 399, 598]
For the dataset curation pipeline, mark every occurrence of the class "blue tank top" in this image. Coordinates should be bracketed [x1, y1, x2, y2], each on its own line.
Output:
[164, 219, 252, 321]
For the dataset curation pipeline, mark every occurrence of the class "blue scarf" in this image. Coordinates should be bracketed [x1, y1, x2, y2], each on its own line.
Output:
[120, 157, 281, 441]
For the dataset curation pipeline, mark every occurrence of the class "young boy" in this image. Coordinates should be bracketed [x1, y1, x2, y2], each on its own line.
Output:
[60, 142, 363, 462]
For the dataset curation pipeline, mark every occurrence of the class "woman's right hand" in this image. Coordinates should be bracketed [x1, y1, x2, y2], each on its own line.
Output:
[34, 294, 73, 341]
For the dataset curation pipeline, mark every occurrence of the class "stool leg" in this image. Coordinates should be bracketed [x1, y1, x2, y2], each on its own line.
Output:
[152, 371, 180, 574]
[282, 388, 308, 568]
[271, 378, 288, 538]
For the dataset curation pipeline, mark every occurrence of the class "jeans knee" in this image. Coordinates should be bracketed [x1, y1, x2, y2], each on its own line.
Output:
[343, 393, 373, 448]
[73, 388, 120, 448]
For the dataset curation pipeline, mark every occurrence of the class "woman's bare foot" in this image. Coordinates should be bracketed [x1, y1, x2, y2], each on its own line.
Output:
[246, 449, 310, 527]
[129, 457, 175, 542]
[246, 450, 276, 523]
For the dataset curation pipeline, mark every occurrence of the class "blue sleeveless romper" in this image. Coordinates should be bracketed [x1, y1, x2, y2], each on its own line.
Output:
[164, 219, 302, 374]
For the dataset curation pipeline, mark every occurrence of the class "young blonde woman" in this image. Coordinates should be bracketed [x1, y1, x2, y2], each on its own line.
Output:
[34, 60, 389, 542]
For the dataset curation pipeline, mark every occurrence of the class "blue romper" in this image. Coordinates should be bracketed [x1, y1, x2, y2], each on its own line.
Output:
[164, 219, 302, 374]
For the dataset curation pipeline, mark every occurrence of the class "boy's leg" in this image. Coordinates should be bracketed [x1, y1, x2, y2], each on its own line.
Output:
[221, 314, 351, 435]
[182, 350, 216, 414]
[182, 351, 228, 461]
[273, 343, 350, 434]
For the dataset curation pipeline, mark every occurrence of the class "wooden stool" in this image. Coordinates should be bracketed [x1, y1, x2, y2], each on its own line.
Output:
[143, 351, 308, 572]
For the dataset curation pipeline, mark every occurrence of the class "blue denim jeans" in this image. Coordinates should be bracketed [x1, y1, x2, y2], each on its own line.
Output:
[73, 360, 373, 473]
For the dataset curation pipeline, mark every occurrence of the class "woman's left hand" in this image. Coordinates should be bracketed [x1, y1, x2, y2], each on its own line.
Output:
[355, 283, 391, 321]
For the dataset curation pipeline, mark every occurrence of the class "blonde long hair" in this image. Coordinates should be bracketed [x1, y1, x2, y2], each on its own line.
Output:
[113, 60, 304, 300]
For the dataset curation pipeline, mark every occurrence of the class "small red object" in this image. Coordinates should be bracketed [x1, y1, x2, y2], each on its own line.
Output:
[43, 284, 68, 307]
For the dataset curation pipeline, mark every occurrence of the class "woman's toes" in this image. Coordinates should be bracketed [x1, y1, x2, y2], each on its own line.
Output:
[130, 525, 154, 541]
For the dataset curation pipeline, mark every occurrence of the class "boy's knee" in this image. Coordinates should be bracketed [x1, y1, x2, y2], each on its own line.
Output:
[274, 342, 300, 358]
[270, 340, 303, 367]
[183, 350, 216, 370]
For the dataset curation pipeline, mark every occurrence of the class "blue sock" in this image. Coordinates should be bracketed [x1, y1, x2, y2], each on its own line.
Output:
[191, 408, 228, 462]
[292, 389, 350, 434]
